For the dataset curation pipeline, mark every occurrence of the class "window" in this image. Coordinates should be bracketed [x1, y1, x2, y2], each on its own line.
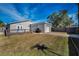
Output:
[18, 26, 19, 29]
[21, 26, 22, 29]
[17, 26, 19, 31]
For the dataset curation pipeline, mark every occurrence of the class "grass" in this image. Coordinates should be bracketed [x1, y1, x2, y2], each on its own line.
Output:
[0, 33, 68, 56]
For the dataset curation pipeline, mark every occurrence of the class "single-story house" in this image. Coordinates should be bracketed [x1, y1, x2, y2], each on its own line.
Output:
[5, 20, 51, 33]
[30, 22, 51, 33]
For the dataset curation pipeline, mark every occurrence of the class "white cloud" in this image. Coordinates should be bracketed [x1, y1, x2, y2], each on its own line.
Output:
[32, 19, 47, 23]
[0, 4, 27, 22]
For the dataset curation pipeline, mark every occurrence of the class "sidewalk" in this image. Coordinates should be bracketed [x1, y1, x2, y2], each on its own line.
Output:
[34, 32, 79, 39]
[0, 32, 4, 35]
[47, 32, 79, 39]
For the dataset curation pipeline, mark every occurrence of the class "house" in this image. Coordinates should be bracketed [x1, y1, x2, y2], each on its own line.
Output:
[0, 27, 4, 35]
[5, 20, 51, 33]
[31, 22, 51, 33]
[9, 20, 32, 33]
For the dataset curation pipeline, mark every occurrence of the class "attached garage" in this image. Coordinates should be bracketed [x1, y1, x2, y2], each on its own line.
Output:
[30, 22, 51, 33]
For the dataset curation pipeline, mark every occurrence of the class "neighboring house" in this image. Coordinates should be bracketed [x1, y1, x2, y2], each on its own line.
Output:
[0, 27, 5, 35]
[5, 20, 51, 33]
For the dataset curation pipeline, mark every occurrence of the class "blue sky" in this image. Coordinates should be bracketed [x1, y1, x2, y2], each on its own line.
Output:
[0, 3, 78, 24]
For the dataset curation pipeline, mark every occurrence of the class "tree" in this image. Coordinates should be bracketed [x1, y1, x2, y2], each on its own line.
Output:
[0, 20, 4, 27]
[47, 10, 74, 29]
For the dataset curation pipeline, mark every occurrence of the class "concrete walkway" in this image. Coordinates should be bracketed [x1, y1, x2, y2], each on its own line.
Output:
[0, 32, 79, 39]
[47, 32, 79, 39]
[34, 32, 79, 39]
[48, 32, 79, 38]
[0, 32, 4, 35]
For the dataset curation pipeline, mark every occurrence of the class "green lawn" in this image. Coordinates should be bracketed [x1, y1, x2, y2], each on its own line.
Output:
[0, 33, 68, 56]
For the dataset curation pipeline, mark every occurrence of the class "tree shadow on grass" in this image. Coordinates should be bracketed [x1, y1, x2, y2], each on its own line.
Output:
[68, 36, 79, 56]
[30, 43, 62, 56]
[67, 28, 79, 56]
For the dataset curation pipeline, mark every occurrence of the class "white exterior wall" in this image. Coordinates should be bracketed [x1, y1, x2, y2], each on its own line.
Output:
[31, 23, 45, 32]
[0, 27, 4, 35]
[44, 24, 51, 32]
[10, 21, 32, 33]
[31, 23, 51, 33]
[9, 21, 51, 33]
